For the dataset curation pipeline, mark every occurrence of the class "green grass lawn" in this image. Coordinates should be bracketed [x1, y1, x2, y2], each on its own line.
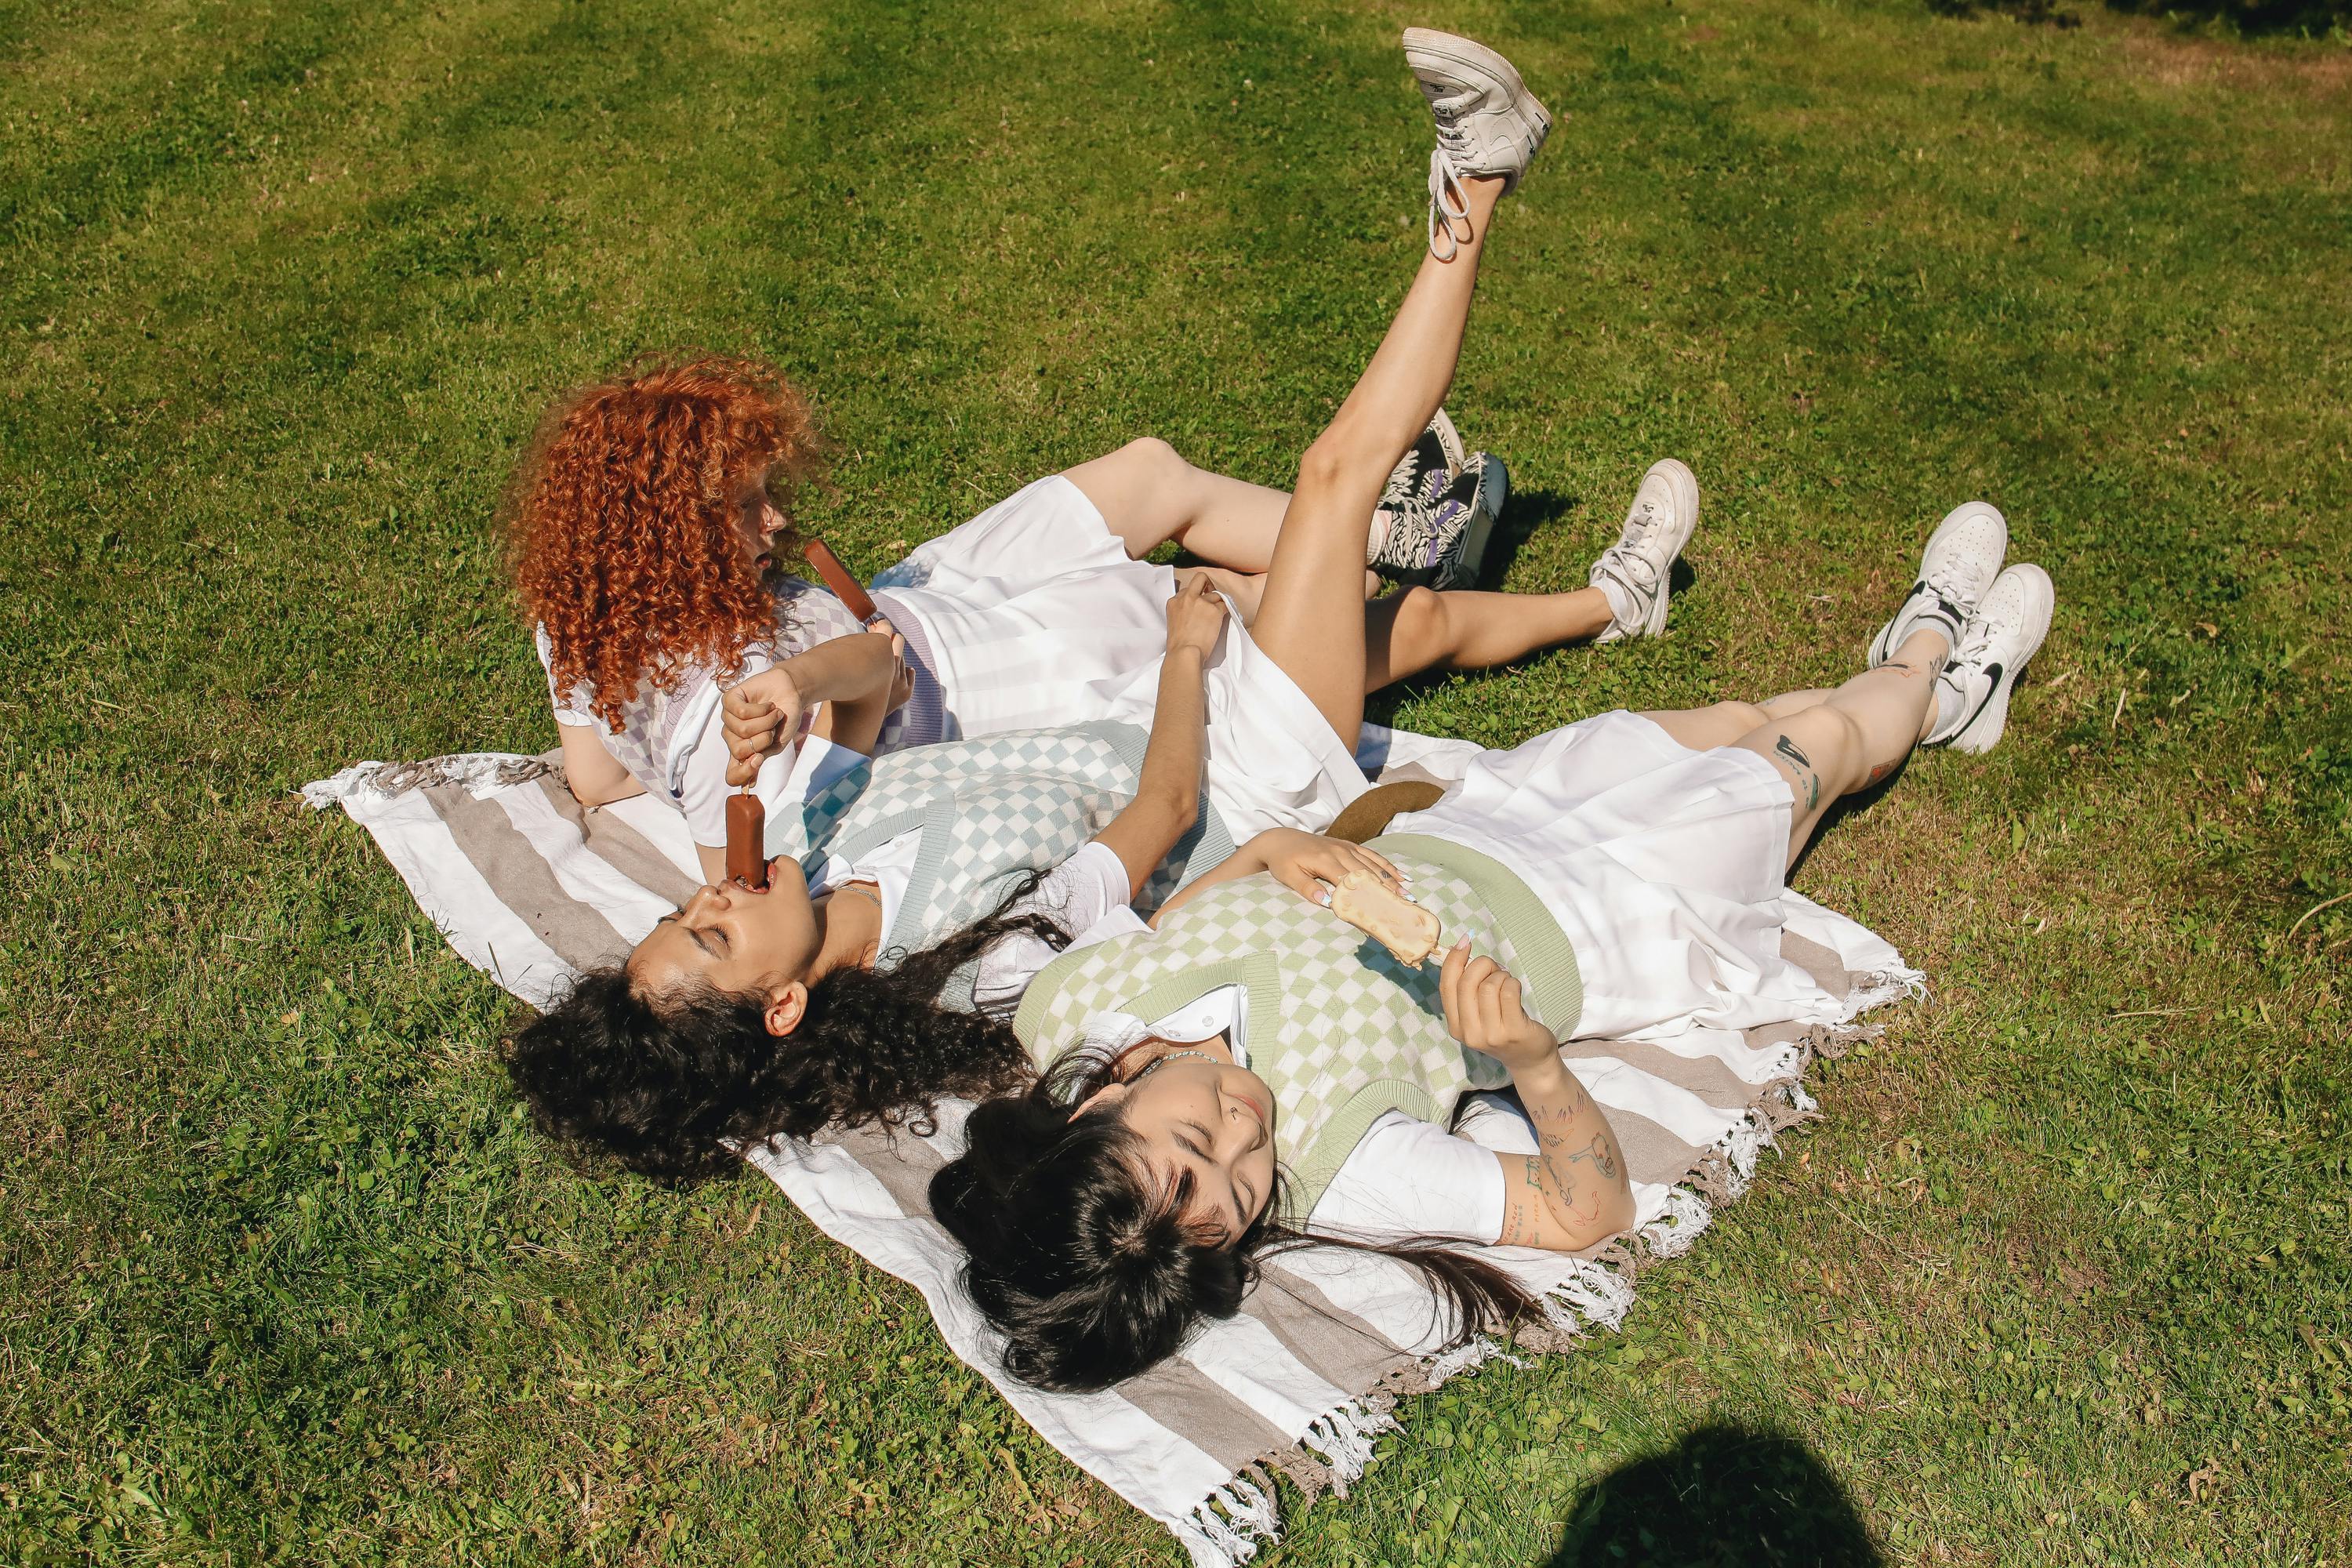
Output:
[4, 0, 2347, 1560]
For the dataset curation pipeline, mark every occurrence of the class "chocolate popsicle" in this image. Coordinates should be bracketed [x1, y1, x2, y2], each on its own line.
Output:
[725, 792, 768, 889]
[802, 538, 880, 624]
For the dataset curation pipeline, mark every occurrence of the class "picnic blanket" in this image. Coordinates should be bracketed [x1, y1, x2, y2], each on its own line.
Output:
[304, 739, 1922, 1566]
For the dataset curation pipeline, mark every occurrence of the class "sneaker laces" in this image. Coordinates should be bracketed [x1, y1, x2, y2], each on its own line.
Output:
[1426, 146, 1473, 260]
[1947, 605, 1998, 673]
[1600, 539, 1664, 596]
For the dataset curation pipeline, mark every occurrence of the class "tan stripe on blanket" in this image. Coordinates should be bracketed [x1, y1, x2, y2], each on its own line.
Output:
[1780, 931, 1850, 999]
[1560, 1036, 1759, 1108]
[1123, 1356, 1301, 1472]
[1250, 1261, 1423, 1390]
[534, 775, 701, 909]
[1586, 1102, 1704, 1192]
[435, 785, 633, 973]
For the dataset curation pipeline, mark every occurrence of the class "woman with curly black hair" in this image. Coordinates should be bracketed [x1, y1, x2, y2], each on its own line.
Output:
[506, 575, 1231, 1182]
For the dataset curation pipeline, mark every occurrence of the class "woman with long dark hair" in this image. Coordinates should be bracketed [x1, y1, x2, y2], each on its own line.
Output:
[925, 29, 2055, 1391]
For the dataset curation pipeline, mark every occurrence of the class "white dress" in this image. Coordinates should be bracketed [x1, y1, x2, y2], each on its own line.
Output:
[961, 711, 1917, 1246]
[544, 474, 1367, 848]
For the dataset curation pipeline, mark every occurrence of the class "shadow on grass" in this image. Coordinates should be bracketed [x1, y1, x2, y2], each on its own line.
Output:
[1544, 1421, 1885, 1568]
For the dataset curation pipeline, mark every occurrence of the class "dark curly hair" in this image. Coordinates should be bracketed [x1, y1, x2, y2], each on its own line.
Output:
[930, 1046, 1538, 1392]
[506, 898, 1067, 1185]
[504, 351, 826, 732]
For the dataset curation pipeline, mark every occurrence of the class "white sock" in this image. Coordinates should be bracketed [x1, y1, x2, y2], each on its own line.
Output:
[1932, 674, 1965, 737]
[1592, 563, 1640, 629]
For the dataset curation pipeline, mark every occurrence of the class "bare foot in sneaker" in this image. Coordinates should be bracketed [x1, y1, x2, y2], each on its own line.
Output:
[1588, 459, 1700, 642]
[1403, 28, 1552, 259]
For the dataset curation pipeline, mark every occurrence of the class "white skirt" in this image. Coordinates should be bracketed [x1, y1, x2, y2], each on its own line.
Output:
[1388, 710, 1904, 1041]
[870, 477, 1176, 739]
[874, 474, 1368, 844]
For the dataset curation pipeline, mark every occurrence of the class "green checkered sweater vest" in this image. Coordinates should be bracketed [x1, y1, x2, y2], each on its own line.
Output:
[1011, 833, 1582, 1210]
[768, 722, 1235, 987]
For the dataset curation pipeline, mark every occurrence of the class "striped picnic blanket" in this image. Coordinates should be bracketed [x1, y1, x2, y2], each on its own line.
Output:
[304, 742, 1921, 1566]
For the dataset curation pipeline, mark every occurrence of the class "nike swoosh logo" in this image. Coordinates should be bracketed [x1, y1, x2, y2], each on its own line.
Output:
[1957, 662, 2005, 735]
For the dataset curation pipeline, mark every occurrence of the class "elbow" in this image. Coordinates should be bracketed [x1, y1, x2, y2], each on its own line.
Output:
[1167, 790, 1199, 837]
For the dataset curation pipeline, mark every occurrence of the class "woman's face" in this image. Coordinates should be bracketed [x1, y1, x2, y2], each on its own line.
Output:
[1093, 1049, 1279, 1245]
[732, 466, 790, 575]
[626, 855, 823, 1029]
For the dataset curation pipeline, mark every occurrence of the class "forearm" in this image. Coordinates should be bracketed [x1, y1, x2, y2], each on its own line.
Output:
[1093, 648, 1206, 896]
[1145, 839, 1268, 926]
[1500, 1059, 1635, 1249]
[778, 630, 897, 709]
[817, 687, 892, 755]
[1135, 648, 1206, 818]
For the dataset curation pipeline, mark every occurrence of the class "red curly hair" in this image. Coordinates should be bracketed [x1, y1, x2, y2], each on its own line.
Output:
[506, 352, 825, 731]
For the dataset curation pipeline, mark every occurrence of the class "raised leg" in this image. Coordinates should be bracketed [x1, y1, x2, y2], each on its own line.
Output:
[1062, 437, 1294, 572]
[1247, 176, 1508, 743]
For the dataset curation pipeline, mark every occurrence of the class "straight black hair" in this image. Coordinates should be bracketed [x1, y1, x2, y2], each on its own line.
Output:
[929, 1045, 1539, 1392]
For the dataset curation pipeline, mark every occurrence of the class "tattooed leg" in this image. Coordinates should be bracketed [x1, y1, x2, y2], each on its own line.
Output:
[1733, 625, 1952, 866]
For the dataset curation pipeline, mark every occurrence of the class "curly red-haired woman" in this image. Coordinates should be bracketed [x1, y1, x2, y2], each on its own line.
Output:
[507, 351, 1683, 885]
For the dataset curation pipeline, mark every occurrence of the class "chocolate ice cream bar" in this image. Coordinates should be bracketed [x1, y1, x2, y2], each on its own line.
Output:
[725, 793, 768, 889]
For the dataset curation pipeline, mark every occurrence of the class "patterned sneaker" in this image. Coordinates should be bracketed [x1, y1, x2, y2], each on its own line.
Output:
[1403, 29, 1552, 260]
[1373, 451, 1508, 590]
[1588, 459, 1700, 642]
[1930, 563, 2055, 753]
[1868, 501, 2007, 669]
[1375, 408, 1468, 553]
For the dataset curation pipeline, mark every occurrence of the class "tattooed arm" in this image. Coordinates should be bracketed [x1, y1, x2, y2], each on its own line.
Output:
[1435, 940, 1636, 1252]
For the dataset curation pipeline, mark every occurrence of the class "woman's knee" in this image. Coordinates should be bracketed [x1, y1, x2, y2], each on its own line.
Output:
[1294, 435, 1358, 497]
[1112, 435, 1189, 485]
[1389, 586, 1452, 651]
[1713, 699, 1772, 735]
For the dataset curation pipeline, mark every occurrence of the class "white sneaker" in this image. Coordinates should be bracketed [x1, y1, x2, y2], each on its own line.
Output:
[1932, 563, 2055, 753]
[1403, 28, 1552, 259]
[1588, 459, 1699, 642]
[1868, 501, 2007, 668]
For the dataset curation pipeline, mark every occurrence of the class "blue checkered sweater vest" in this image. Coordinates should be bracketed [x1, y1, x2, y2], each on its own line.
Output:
[765, 722, 1236, 1002]
[1011, 833, 1584, 1210]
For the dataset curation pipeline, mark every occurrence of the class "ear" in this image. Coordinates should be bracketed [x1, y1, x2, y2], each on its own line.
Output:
[762, 980, 810, 1038]
[1071, 1082, 1128, 1122]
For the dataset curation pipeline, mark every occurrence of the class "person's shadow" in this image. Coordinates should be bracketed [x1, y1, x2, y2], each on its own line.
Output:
[1544, 1422, 1885, 1568]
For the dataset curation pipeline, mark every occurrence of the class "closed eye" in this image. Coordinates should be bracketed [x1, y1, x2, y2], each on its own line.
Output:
[1181, 1123, 1247, 1237]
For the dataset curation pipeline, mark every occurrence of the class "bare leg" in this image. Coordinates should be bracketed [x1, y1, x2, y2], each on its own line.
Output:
[1635, 688, 1837, 752]
[1062, 437, 1294, 571]
[1728, 627, 1951, 868]
[1363, 584, 1615, 689]
[1249, 176, 1507, 742]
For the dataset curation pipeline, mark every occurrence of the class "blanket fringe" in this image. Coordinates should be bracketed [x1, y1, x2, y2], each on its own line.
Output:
[300, 753, 557, 808]
[1175, 1472, 1282, 1568]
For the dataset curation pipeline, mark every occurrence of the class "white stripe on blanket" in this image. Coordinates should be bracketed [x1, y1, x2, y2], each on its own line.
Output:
[305, 730, 1920, 1567]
